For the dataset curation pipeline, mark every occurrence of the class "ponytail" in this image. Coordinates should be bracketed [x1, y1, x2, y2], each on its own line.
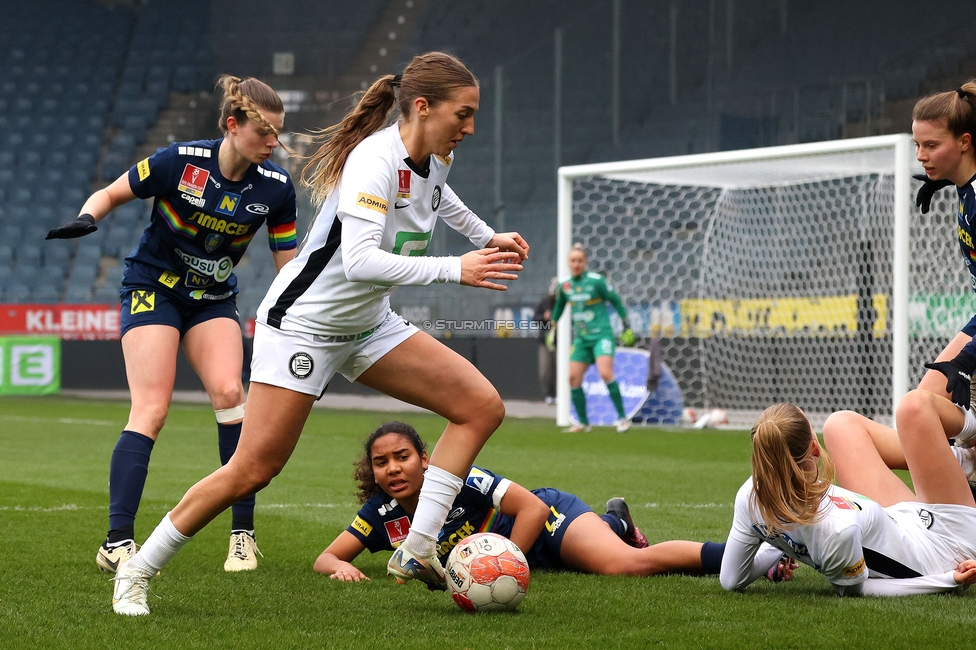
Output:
[302, 51, 478, 206]
[912, 79, 976, 146]
[301, 75, 399, 206]
[749, 403, 834, 533]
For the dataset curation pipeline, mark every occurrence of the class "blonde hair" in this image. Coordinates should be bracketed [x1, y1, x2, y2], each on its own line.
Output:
[912, 79, 976, 146]
[749, 403, 835, 533]
[216, 75, 285, 137]
[570, 242, 588, 259]
[301, 51, 478, 206]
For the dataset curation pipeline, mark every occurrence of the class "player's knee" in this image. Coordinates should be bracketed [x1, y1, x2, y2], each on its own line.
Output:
[228, 457, 282, 495]
[895, 389, 934, 427]
[210, 382, 246, 411]
[822, 410, 862, 449]
[477, 390, 506, 430]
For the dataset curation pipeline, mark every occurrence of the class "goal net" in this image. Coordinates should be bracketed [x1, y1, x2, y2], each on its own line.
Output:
[556, 135, 968, 428]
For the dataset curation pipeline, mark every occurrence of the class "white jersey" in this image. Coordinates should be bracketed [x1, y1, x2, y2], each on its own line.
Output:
[721, 478, 976, 596]
[257, 123, 494, 336]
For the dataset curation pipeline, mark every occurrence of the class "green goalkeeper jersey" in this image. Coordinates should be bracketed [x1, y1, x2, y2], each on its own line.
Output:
[551, 271, 627, 340]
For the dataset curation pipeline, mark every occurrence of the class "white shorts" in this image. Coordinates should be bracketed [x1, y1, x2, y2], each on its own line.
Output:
[888, 501, 976, 567]
[249, 310, 419, 397]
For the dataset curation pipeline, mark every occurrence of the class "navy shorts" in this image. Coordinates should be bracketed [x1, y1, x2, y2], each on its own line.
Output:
[963, 314, 976, 337]
[119, 286, 240, 339]
[523, 488, 593, 570]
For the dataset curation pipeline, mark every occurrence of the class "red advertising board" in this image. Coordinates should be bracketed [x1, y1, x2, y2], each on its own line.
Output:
[0, 304, 120, 339]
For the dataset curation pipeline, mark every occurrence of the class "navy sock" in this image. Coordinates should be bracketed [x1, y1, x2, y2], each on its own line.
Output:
[108, 430, 155, 539]
[218, 421, 255, 532]
[700, 541, 726, 574]
[600, 513, 626, 537]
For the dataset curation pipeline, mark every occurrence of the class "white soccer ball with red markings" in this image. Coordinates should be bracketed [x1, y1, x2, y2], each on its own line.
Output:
[446, 532, 530, 613]
[709, 408, 729, 426]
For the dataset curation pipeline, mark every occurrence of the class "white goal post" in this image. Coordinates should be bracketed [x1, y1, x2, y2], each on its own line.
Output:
[555, 134, 969, 428]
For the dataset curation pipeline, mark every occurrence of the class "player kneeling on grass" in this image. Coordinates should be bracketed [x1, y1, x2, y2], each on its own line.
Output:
[314, 422, 788, 581]
[721, 401, 976, 596]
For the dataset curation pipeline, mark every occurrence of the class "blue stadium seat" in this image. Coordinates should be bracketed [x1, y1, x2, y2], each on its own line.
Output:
[32, 285, 63, 304]
[92, 284, 120, 304]
[5, 283, 31, 304]
[64, 284, 92, 303]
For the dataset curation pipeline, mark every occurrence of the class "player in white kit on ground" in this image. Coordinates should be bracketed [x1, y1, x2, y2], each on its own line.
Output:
[110, 51, 529, 615]
[721, 399, 976, 596]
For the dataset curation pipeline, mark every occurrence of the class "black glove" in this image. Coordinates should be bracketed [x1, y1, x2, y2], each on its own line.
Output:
[913, 174, 953, 214]
[46, 214, 97, 240]
[924, 351, 976, 409]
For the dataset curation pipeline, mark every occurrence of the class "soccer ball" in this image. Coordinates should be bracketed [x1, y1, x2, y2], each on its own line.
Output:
[681, 407, 697, 425]
[709, 408, 729, 426]
[446, 533, 530, 613]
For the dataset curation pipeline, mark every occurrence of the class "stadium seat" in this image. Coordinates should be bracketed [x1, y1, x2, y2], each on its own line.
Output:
[93, 284, 120, 304]
[32, 285, 63, 304]
[64, 284, 92, 303]
[17, 245, 42, 268]
[5, 283, 31, 304]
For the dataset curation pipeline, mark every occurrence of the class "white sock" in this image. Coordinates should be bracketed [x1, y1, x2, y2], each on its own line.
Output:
[958, 407, 976, 446]
[126, 512, 193, 574]
[404, 466, 464, 557]
[952, 444, 976, 478]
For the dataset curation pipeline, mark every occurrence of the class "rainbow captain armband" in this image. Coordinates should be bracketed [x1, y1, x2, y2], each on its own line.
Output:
[268, 223, 297, 250]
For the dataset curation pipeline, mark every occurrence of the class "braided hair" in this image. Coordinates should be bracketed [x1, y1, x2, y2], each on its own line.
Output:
[216, 74, 285, 137]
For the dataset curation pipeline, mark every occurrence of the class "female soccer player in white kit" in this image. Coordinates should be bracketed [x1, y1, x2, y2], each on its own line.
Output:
[721, 399, 976, 596]
[110, 51, 529, 615]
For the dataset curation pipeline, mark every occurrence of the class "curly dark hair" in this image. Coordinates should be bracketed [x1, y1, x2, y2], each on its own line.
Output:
[353, 422, 427, 504]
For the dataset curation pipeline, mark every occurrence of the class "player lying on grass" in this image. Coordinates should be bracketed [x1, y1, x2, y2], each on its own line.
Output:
[314, 422, 791, 581]
[721, 400, 976, 596]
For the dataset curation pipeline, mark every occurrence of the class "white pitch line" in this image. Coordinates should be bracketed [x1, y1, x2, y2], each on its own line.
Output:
[0, 414, 118, 426]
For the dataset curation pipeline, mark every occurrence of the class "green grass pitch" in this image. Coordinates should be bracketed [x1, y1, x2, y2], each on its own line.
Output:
[0, 396, 971, 649]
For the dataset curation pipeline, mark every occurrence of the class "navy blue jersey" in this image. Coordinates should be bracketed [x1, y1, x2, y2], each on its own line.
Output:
[123, 139, 298, 302]
[346, 466, 593, 569]
[349, 466, 515, 566]
[956, 176, 976, 358]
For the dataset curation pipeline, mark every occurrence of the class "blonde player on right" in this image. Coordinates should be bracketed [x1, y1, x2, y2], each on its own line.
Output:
[721, 399, 976, 596]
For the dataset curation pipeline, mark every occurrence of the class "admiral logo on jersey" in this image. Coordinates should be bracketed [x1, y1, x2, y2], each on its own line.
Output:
[357, 192, 388, 214]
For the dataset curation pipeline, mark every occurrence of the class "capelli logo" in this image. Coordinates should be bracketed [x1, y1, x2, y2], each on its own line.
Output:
[246, 203, 270, 214]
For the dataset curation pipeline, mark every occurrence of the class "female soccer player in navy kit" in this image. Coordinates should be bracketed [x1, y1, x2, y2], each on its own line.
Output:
[109, 52, 529, 615]
[46, 76, 298, 574]
[313, 422, 756, 581]
[721, 401, 976, 595]
[910, 81, 976, 407]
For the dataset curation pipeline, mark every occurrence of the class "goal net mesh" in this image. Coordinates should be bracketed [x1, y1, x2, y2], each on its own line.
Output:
[570, 145, 966, 425]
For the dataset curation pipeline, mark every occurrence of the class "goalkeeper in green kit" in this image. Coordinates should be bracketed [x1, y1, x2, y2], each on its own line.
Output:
[550, 243, 636, 432]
